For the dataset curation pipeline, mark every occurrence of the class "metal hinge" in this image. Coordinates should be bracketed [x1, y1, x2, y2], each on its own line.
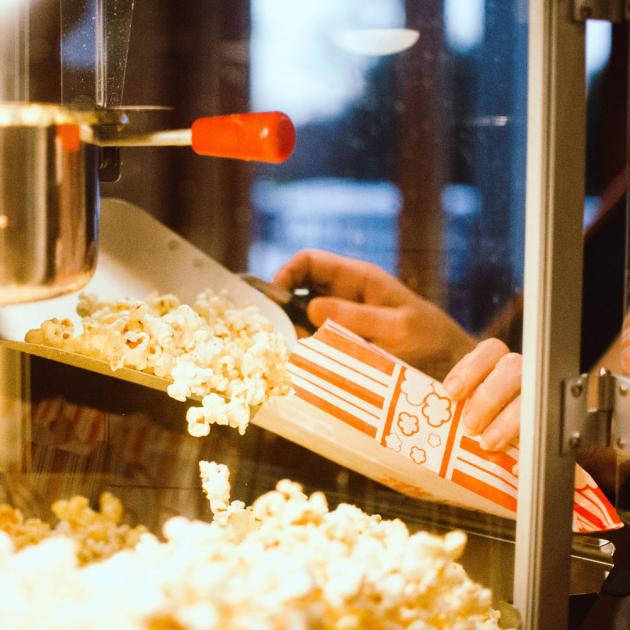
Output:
[561, 370, 630, 454]
[573, 0, 630, 21]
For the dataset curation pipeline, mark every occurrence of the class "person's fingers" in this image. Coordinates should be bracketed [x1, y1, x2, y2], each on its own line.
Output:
[479, 395, 521, 451]
[273, 249, 409, 305]
[461, 351, 522, 435]
[272, 250, 314, 289]
[294, 324, 311, 339]
[273, 250, 366, 298]
[307, 296, 401, 341]
[442, 338, 510, 400]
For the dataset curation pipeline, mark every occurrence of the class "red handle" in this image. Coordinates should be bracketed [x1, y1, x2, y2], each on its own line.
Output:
[191, 111, 295, 163]
[56, 124, 81, 153]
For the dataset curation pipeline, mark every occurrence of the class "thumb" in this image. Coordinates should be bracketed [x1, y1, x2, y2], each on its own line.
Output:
[308, 296, 398, 339]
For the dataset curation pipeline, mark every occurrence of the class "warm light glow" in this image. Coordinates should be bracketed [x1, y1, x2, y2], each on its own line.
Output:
[444, 0, 485, 52]
[586, 20, 612, 78]
[332, 28, 419, 56]
[250, 0, 407, 125]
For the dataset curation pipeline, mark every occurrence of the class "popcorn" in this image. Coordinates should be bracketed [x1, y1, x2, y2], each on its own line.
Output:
[0, 492, 147, 566]
[0, 463, 510, 629]
[18, 288, 512, 627]
[0, 504, 52, 550]
[25, 289, 293, 437]
[199, 461, 231, 515]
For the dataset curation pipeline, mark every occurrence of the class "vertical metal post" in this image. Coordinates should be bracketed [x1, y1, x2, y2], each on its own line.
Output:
[0, 349, 27, 474]
[514, 1, 586, 627]
[0, 0, 29, 102]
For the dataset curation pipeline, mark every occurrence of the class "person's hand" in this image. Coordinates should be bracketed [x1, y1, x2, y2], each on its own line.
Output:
[273, 249, 477, 379]
[442, 338, 522, 451]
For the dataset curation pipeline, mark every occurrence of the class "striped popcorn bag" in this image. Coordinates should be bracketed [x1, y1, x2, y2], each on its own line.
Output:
[258, 319, 622, 533]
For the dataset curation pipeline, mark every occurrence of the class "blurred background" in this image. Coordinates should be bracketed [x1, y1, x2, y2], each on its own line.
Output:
[4, 1, 626, 605]
[26, 0, 626, 361]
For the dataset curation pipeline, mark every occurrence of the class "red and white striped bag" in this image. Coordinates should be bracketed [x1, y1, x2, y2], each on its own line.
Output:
[280, 319, 621, 533]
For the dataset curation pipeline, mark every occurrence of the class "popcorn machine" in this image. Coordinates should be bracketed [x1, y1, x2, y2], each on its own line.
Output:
[0, 1, 628, 628]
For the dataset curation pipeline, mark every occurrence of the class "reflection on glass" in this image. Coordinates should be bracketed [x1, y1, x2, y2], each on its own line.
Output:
[1, 2, 624, 621]
[249, 0, 527, 343]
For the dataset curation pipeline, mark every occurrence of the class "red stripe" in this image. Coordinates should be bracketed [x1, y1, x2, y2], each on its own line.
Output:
[451, 469, 517, 512]
[327, 320, 403, 364]
[456, 457, 518, 492]
[439, 400, 465, 477]
[290, 353, 385, 409]
[575, 488, 609, 524]
[293, 385, 377, 437]
[459, 435, 518, 475]
[67, 403, 82, 442]
[380, 366, 406, 445]
[87, 412, 105, 444]
[573, 501, 605, 531]
[33, 398, 52, 424]
[296, 340, 389, 388]
[313, 326, 395, 375]
[325, 320, 364, 343]
[288, 367, 380, 421]
[576, 486, 621, 525]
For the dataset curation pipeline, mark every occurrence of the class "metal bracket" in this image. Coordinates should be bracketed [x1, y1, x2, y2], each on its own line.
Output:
[612, 374, 630, 453]
[98, 146, 122, 183]
[562, 371, 630, 455]
[572, 0, 630, 22]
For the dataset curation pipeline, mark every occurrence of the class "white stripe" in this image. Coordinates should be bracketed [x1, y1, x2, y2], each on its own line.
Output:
[298, 337, 392, 387]
[326, 320, 409, 368]
[289, 368, 381, 428]
[325, 320, 366, 344]
[505, 444, 520, 458]
[574, 487, 615, 526]
[293, 343, 390, 396]
[289, 364, 382, 420]
[453, 456, 518, 499]
[375, 363, 404, 443]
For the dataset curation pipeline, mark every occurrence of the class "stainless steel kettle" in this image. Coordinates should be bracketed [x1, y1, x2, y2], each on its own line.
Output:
[0, 103, 99, 305]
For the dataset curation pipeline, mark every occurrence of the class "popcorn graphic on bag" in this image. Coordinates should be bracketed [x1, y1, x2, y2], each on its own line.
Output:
[421, 387, 452, 428]
[287, 319, 624, 533]
[397, 412, 419, 436]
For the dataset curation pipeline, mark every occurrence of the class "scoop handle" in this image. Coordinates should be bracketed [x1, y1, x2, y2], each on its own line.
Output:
[191, 111, 295, 163]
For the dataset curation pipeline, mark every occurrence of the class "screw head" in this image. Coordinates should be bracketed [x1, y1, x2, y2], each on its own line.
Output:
[617, 437, 627, 449]
[571, 382, 584, 397]
[620, 385, 628, 397]
[569, 432, 581, 448]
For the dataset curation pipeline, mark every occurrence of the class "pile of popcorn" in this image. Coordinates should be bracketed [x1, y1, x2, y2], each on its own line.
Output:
[0, 462, 509, 629]
[25, 289, 293, 437]
[0, 492, 147, 566]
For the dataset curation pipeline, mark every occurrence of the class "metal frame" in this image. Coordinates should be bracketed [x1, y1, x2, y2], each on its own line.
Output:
[0, 0, 598, 625]
[0, 349, 29, 475]
[514, 1, 587, 627]
[572, 0, 630, 22]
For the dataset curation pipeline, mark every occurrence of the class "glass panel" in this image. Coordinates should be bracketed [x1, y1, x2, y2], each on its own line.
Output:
[0, 0, 29, 102]
[248, 0, 527, 354]
[60, 0, 134, 108]
[623, 23, 630, 523]
[572, 20, 630, 629]
[580, 20, 629, 524]
[0, 1, 620, 627]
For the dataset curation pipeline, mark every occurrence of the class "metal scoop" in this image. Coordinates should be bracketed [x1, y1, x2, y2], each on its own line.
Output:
[239, 274, 318, 335]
